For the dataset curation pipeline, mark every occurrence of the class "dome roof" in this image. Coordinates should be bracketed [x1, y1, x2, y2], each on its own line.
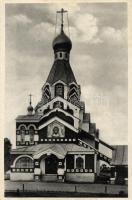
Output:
[27, 105, 33, 113]
[52, 30, 72, 53]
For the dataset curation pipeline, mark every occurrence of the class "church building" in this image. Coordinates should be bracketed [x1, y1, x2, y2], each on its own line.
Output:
[10, 9, 113, 183]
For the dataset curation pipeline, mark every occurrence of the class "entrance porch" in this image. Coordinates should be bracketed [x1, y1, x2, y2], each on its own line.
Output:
[39, 154, 62, 182]
[34, 148, 65, 182]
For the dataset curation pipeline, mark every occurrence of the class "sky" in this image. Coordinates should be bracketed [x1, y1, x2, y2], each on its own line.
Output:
[5, 3, 128, 147]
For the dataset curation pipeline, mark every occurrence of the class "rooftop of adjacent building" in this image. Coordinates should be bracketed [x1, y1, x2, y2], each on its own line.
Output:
[111, 145, 128, 166]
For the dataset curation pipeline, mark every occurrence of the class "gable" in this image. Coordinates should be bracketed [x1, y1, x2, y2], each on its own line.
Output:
[39, 110, 75, 127]
[39, 117, 78, 133]
[36, 96, 80, 117]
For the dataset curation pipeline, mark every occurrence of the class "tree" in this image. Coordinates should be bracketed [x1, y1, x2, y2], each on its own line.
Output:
[4, 138, 12, 172]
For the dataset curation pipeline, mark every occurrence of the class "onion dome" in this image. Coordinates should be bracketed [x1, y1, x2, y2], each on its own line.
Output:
[27, 94, 33, 115]
[52, 30, 72, 53]
[27, 105, 33, 113]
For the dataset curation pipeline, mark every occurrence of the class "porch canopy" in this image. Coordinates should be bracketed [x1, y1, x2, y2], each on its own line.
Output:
[11, 143, 94, 159]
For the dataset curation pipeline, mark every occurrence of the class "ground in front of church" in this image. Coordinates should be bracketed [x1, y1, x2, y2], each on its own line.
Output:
[5, 180, 128, 197]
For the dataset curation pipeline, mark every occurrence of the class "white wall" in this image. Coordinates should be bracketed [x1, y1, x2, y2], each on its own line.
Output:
[17, 134, 39, 142]
[10, 172, 34, 181]
[65, 173, 95, 182]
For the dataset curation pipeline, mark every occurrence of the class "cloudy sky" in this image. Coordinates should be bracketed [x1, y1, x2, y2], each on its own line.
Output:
[5, 3, 127, 147]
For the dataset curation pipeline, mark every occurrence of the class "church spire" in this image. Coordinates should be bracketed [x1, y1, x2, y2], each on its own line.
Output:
[46, 8, 76, 85]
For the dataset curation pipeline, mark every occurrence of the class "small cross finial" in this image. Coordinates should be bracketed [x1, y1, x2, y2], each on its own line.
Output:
[29, 94, 32, 105]
[57, 8, 67, 32]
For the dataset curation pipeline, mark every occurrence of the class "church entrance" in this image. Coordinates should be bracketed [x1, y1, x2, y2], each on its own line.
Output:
[40, 154, 59, 182]
[45, 154, 58, 174]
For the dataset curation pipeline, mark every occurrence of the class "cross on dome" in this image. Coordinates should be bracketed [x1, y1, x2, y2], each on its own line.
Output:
[57, 8, 67, 33]
[52, 8, 72, 54]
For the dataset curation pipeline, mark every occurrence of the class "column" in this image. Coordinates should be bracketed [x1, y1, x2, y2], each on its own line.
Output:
[94, 154, 97, 173]
[57, 159, 65, 182]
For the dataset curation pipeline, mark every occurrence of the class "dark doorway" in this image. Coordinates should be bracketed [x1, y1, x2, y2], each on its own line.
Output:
[45, 154, 58, 174]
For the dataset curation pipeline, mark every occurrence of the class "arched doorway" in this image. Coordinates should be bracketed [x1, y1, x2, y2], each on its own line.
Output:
[45, 154, 59, 174]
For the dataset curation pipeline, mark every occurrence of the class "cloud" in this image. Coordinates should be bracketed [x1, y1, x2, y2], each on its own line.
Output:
[70, 13, 101, 44]
[100, 26, 127, 45]
[29, 22, 54, 42]
[7, 14, 32, 25]
[81, 84, 127, 144]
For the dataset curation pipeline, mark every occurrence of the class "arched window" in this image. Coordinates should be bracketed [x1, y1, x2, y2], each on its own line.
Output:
[15, 157, 34, 168]
[20, 126, 26, 144]
[76, 157, 84, 169]
[29, 126, 35, 143]
[55, 83, 64, 98]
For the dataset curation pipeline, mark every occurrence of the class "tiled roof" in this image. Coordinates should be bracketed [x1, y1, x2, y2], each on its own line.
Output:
[46, 60, 77, 84]
[111, 145, 128, 166]
[12, 143, 93, 156]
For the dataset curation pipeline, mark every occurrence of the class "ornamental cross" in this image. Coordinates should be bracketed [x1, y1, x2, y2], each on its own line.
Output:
[57, 8, 67, 31]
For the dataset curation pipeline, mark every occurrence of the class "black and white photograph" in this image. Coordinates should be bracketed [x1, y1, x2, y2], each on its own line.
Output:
[3, 1, 128, 197]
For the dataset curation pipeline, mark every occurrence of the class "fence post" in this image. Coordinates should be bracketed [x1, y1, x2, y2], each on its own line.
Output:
[22, 184, 24, 192]
[105, 185, 107, 194]
[16, 188, 20, 196]
[75, 185, 77, 193]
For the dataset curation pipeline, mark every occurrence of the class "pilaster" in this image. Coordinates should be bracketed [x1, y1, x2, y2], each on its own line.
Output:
[57, 159, 65, 182]
[34, 159, 41, 181]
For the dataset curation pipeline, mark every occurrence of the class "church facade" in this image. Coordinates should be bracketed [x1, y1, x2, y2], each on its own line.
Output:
[10, 9, 113, 183]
